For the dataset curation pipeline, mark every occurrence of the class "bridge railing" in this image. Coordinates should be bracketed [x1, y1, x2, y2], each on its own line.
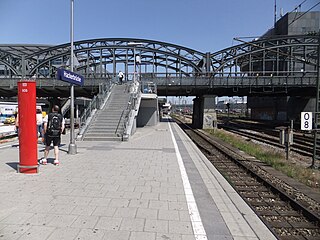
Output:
[141, 71, 317, 87]
[0, 76, 112, 87]
[0, 71, 317, 98]
[0, 70, 316, 87]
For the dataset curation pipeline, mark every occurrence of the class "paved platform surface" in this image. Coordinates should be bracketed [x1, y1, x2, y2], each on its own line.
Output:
[0, 120, 276, 240]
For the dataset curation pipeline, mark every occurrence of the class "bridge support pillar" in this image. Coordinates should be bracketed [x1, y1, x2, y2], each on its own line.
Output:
[192, 97, 202, 128]
[192, 95, 216, 129]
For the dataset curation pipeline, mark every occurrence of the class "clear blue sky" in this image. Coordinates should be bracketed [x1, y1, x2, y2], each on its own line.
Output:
[1, 0, 319, 53]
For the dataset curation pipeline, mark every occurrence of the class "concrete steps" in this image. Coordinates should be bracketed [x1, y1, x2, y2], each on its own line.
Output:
[82, 84, 130, 141]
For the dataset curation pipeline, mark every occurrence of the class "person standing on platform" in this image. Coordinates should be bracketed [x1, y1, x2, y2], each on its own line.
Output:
[118, 70, 124, 85]
[40, 105, 65, 165]
[36, 107, 43, 139]
[15, 112, 19, 134]
[15, 112, 19, 148]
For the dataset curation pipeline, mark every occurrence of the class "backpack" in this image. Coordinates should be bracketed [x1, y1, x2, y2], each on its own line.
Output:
[47, 113, 62, 136]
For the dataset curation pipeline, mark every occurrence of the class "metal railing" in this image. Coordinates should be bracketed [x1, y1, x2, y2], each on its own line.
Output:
[115, 81, 141, 140]
[140, 72, 317, 86]
[79, 95, 98, 128]
[115, 108, 127, 139]
[0, 71, 316, 89]
[140, 81, 157, 94]
[78, 82, 112, 137]
[61, 98, 71, 116]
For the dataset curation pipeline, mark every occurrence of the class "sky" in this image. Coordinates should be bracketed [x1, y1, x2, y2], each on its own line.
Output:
[1, 0, 319, 53]
[1, 0, 319, 104]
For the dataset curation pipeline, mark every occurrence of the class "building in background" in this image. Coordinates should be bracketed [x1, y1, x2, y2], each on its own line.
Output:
[247, 11, 319, 121]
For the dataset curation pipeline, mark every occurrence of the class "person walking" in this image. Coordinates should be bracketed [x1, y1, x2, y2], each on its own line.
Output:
[40, 105, 65, 165]
[118, 70, 124, 85]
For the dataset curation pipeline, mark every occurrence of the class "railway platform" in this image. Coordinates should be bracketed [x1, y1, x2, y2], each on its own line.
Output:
[0, 119, 276, 240]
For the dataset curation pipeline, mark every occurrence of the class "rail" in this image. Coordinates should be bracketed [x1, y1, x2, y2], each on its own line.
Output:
[78, 82, 112, 136]
[142, 72, 317, 87]
[114, 110, 125, 140]
[79, 95, 98, 129]
[61, 98, 71, 116]
[0, 70, 317, 87]
[115, 82, 141, 140]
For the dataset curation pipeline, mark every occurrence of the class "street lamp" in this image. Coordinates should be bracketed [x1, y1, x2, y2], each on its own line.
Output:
[127, 42, 143, 83]
[68, 0, 77, 155]
[312, 33, 320, 169]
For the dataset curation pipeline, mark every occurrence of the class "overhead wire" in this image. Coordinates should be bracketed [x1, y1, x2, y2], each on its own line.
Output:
[289, 0, 307, 14]
[289, 0, 307, 24]
[288, 1, 320, 27]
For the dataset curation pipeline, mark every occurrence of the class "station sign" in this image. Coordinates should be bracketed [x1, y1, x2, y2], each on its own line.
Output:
[301, 112, 312, 130]
[57, 68, 84, 86]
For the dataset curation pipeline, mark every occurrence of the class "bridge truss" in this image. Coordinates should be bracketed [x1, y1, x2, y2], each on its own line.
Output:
[0, 35, 319, 98]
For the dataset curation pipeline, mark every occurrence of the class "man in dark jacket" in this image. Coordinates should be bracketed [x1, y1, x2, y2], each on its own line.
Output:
[40, 105, 65, 165]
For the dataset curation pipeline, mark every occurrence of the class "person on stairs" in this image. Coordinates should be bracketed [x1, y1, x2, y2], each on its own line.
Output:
[118, 70, 124, 85]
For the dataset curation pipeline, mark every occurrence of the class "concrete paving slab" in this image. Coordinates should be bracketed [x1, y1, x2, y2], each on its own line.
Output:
[46, 228, 80, 240]
[0, 121, 276, 240]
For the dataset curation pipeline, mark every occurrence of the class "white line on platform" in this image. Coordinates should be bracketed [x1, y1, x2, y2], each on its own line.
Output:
[167, 119, 208, 240]
[0, 143, 14, 149]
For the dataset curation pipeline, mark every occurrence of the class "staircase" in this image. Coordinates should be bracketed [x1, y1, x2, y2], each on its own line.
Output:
[82, 84, 130, 141]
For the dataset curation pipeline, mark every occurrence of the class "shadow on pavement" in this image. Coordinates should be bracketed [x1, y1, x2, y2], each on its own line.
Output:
[6, 162, 18, 171]
[160, 117, 175, 122]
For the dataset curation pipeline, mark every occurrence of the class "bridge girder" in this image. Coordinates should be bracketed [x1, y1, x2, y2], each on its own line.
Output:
[0, 35, 318, 98]
[210, 35, 319, 76]
[23, 38, 205, 78]
[0, 36, 318, 79]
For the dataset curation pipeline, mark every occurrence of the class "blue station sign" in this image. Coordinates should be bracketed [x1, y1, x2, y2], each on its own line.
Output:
[57, 68, 84, 86]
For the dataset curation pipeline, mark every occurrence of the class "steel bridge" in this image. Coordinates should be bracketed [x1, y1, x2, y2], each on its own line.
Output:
[0, 35, 319, 98]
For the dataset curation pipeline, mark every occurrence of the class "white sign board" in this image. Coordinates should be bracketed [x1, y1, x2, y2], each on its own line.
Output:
[301, 112, 312, 130]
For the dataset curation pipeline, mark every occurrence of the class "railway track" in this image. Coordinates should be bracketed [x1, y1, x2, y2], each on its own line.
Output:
[219, 119, 315, 158]
[174, 118, 320, 240]
[222, 125, 314, 157]
[181, 114, 315, 158]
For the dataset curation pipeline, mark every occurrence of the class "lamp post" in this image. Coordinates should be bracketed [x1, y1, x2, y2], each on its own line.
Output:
[312, 33, 320, 169]
[68, 0, 77, 155]
[128, 42, 143, 83]
[133, 47, 136, 82]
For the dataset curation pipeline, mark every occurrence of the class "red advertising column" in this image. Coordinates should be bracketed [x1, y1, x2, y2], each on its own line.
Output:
[17, 81, 38, 173]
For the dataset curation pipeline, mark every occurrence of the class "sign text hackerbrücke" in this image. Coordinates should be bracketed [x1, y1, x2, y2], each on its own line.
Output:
[57, 68, 84, 86]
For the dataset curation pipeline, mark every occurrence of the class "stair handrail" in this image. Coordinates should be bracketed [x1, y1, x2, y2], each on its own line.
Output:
[61, 98, 71, 116]
[115, 109, 126, 136]
[115, 82, 140, 140]
[122, 81, 141, 140]
[114, 94, 133, 140]
[78, 82, 112, 133]
[123, 94, 137, 134]
[114, 88, 132, 137]
[97, 81, 113, 109]
[79, 95, 98, 129]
